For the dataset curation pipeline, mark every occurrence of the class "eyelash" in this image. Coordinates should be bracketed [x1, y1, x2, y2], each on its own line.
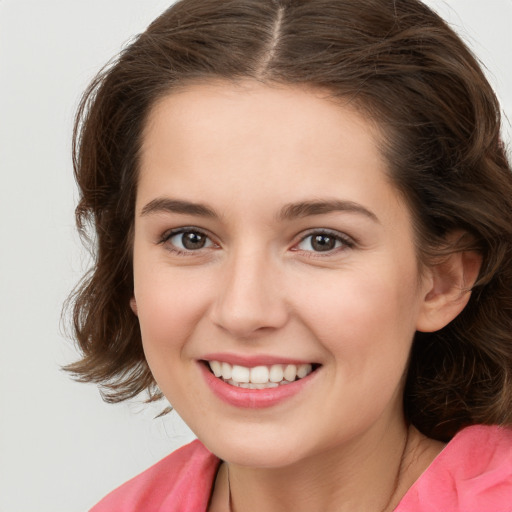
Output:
[158, 227, 355, 256]
[159, 227, 216, 255]
[294, 229, 355, 256]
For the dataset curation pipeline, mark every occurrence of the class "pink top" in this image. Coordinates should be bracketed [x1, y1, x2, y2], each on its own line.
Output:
[90, 425, 512, 511]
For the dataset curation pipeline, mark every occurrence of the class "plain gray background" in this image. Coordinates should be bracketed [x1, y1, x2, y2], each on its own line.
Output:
[0, 1, 511, 511]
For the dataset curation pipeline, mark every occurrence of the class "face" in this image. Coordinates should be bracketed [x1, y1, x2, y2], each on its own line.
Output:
[132, 81, 433, 468]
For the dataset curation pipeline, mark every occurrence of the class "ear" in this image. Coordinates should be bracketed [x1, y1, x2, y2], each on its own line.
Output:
[130, 297, 138, 316]
[416, 243, 482, 333]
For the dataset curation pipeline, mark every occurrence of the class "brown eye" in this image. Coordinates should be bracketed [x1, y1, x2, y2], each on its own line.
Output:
[181, 232, 207, 250]
[166, 229, 214, 251]
[310, 234, 337, 251]
[296, 231, 351, 253]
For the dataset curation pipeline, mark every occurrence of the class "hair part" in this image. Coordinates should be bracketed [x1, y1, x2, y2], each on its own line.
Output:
[66, 0, 512, 441]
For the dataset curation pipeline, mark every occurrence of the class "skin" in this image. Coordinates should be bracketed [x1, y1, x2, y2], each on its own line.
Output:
[131, 81, 475, 511]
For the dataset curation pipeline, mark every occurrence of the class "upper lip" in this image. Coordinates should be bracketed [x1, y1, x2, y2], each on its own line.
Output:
[200, 353, 319, 368]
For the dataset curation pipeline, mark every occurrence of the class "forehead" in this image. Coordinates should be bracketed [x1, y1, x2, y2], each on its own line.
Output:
[137, 81, 404, 225]
[142, 81, 383, 156]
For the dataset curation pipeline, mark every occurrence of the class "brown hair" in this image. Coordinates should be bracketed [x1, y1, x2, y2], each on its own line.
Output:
[66, 0, 512, 441]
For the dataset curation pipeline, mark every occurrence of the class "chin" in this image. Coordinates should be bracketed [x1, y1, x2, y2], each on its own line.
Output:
[199, 427, 310, 468]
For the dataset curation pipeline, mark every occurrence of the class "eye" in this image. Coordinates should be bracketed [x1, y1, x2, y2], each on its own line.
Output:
[295, 231, 353, 253]
[162, 228, 215, 252]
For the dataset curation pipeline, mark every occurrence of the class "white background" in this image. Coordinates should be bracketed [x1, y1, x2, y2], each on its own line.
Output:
[0, 1, 510, 511]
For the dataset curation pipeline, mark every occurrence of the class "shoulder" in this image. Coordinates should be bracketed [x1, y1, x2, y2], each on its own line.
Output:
[397, 425, 512, 512]
[90, 439, 220, 512]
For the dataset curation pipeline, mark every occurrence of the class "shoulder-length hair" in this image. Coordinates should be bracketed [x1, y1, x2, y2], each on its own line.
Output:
[66, 0, 512, 441]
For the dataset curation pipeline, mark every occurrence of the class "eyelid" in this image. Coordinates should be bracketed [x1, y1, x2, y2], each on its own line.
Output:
[292, 228, 356, 253]
[158, 226, 218, 254]
[157, 226, 355, 256]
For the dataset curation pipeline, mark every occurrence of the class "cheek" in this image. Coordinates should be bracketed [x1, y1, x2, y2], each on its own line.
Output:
[294, 262, 422, 423]
[134, 270, 212, 413]
[134, 267, 211, 360]
[292, 259, 422, 361]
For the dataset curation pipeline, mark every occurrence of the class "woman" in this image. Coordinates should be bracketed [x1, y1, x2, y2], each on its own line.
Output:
[67, 0, 512, 510]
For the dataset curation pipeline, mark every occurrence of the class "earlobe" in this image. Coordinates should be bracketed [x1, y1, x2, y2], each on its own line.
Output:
[130, 297, 138, 316]
[416, 248, 482, 333]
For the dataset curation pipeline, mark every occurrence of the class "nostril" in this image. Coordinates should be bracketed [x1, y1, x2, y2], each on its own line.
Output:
[208, 275, 289, 337]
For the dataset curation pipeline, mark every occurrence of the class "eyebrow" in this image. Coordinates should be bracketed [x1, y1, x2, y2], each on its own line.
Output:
[140, 197, 379, 223]
[140, 198, 217, 218]
[278, 199, 379, 223]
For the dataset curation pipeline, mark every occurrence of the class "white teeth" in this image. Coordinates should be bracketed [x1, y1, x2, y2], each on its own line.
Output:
[231, 365, 250, 383]
[207, 360, 315, 387]
[209, 360, 222, 377]
[269, 364, 284, 382]
[284, 364, 297, 382]
[221, 362, 232, 380]
[239, 382, 279, 389]
[250, 366, 269, 384]
[297, 363, 312, 378]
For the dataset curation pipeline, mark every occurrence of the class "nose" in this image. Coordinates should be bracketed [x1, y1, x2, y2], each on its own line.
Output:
[209, 249, 289, 339]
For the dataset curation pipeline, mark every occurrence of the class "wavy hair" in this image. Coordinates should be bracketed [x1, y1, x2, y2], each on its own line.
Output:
[66, 0, 512, 441]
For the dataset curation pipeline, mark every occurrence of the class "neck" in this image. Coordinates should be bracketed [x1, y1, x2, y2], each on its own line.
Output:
[212, 420, 444, 512]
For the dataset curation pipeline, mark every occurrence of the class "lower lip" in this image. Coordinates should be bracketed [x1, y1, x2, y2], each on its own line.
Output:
[199, 363, 317, 409]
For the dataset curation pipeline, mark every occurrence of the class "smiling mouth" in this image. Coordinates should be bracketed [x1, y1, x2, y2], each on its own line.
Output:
[204, 361, 320, 389]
